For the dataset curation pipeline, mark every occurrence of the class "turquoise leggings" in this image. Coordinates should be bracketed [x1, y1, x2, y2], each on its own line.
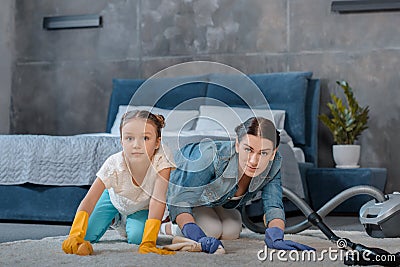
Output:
[84, 190, 149, 245]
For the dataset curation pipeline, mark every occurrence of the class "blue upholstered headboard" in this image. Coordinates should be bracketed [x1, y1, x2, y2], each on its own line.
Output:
[106, 72, 320, 166]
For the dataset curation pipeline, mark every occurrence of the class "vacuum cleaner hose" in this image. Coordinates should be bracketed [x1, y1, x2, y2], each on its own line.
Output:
[241, 185, 386, 234]
[285, 185, 386, 234]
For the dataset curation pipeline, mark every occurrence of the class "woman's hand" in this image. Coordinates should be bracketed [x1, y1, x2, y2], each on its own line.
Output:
[264, 227, 315, 251]
[182, 222, 223, 254]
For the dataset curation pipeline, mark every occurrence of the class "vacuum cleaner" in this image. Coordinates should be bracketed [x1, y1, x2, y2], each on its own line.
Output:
[241, 185, 400, 266]
[360, 192, 400, 238]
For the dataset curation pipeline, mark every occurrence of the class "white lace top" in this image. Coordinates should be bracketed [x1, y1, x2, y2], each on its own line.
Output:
[96, 146, 175, 215]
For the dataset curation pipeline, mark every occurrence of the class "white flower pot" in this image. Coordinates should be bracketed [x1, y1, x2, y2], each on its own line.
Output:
[333, 145, 360, 168]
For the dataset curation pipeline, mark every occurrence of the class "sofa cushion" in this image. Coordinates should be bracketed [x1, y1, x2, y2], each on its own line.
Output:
[195, 105, 286, 134]
[205, 73, 261, 107]
[248, 72, 313, 145]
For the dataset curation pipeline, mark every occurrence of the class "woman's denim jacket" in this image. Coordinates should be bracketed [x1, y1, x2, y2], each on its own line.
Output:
[167, 140, 285, 225]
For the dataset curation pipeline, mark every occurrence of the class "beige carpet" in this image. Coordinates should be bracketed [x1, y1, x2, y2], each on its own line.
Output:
[1, 229, 399, 267]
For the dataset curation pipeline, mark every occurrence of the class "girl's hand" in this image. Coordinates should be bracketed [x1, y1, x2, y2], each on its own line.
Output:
[62, 210, 93, 256]
[138, 219, 175, 255]
[138, 242, 175, 255]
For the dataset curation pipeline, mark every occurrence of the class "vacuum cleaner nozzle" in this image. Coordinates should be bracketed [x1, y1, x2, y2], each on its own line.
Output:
[344, 246, 400, 266]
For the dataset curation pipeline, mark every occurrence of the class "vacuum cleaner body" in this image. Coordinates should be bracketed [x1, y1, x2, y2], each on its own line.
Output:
[359, 192, 400, 238]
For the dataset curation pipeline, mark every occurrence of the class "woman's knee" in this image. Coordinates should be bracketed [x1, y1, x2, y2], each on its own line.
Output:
[220, 218, 242, 240]
[193, 207, 222, 239]
[200, 221, 223, 239]
[220, 209, 242, 240]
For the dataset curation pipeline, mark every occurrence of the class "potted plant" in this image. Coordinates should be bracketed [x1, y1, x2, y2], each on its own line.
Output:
[319, 80, 369, 168]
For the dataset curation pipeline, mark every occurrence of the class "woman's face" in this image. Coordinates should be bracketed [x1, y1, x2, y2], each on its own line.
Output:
[121, 118, 160, 163]
[235, 134, 277, 178]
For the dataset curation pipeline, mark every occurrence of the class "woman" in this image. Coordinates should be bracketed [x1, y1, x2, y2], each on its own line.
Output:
[165, 117, 315, 253]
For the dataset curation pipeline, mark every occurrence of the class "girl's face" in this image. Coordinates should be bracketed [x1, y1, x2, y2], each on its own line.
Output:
[235, 134, 277, 178]
[121, 118, 160, 162]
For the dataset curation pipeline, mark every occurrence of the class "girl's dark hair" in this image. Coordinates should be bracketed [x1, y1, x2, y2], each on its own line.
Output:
[234, 117, 280, 148]
[119, 110, 165, 138]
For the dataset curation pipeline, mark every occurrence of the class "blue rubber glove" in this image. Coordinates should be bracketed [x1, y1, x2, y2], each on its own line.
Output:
[182, 222, 223, 254]
[265, 227, 315, 251]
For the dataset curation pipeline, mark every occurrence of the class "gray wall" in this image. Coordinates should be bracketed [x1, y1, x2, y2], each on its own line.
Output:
[6, 0, 400, 192]
[0, 0, 14, 134]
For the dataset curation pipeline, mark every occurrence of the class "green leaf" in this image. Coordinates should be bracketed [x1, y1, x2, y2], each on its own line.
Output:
[319, 80, 369, 144]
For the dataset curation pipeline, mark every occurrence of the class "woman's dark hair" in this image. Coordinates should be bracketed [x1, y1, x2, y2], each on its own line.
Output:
[119, 110, 165, 139]
[234, 117, 280, 148]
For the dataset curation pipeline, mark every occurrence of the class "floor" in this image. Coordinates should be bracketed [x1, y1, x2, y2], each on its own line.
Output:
[0, 215, 363, 243]
[0, 221, 70, 243]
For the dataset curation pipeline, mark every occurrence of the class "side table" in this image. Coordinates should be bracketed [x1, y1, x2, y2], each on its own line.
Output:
[306, 168, 387, 214]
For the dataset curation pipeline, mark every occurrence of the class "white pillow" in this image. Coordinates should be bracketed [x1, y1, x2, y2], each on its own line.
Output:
[110, 105, 199, 135]
[194, 105, 286, 134]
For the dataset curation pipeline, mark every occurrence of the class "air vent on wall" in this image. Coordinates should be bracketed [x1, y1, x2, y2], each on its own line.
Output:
[332, 0, 400, 13]
[43, 14, 102, 30]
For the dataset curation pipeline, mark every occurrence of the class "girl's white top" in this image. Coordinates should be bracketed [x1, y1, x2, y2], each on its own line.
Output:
[97, 146, 175, 215]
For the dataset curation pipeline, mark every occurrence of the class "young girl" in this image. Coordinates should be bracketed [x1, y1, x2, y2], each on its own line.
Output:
[62, 110, 175, 255]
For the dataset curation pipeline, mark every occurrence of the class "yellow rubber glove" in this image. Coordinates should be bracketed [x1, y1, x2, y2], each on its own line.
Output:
[138, 219, 176, 255]
[62, 210, 93, 256]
